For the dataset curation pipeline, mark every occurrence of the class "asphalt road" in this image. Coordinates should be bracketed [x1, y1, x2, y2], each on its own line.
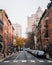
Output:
[0, 50, 52, 65]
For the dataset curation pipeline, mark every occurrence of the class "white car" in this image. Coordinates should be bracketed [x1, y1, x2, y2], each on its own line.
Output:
[32, 50, 45, 58]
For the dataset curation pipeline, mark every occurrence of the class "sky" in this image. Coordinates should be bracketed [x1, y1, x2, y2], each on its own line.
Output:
[0, 0, 50, 37]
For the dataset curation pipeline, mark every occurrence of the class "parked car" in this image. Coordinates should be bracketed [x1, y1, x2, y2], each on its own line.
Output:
[26, 48, 30, 51]
[31, 50, 36, 54]
[21, 48, 23, 51]
[36, 50, 46, 58]
[32, 50, 46, 58]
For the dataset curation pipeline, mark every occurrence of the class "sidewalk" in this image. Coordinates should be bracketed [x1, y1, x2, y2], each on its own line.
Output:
[0, 52, 16, 62]
[0, 53, 4, 60]
[45, 53, 52, 60]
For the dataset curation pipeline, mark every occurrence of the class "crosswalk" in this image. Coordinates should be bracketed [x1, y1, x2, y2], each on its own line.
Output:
[3, 60, 52, 63]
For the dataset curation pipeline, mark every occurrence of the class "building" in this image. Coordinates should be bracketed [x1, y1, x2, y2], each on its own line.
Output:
[27, 7, 43, 33]
[13, 23, 22, 37]
[36, 0, 52, 50]
[0, 9, 14, 56]
[27, 7, 43, 49]
[0, 19, 3, 51]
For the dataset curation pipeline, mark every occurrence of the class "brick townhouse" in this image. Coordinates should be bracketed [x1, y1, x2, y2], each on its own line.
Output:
[0, 9, 14, 56]
[36, 1, 52, 50]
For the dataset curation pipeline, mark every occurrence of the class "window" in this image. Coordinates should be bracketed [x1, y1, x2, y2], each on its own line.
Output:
[48, 18, 52, 24]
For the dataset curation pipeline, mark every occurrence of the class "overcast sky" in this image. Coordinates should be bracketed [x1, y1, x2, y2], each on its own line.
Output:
[0, 0, 50, 37]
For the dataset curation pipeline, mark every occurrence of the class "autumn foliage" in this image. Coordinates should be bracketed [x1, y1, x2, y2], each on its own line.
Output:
[13, 36, 25, 47]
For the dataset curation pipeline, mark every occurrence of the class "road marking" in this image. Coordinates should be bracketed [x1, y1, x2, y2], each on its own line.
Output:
[13, 60, 18, 62]
[39, 60, 44, 62]
[3, 60, 52, 63]
[21, 60, 27, 62]
[47, 60, 52, 63]
[30, 60, 35, 62]
[0, 60, 3, 62]
[14, 53, 21, 60]
[4, 61, 10, 63]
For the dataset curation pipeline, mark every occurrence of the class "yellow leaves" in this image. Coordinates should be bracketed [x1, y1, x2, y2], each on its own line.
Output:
[14, 36, 25, 47]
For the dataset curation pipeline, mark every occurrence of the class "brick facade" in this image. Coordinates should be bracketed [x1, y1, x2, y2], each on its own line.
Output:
[36, 1, 52, 50]
[0, 9, 14, 55]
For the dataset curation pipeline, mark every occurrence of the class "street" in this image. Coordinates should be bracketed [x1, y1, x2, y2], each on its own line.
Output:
[0, 0, 52, 65]
[0, 50, 52, 65]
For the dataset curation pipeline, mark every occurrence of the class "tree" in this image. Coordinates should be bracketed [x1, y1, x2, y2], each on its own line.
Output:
[14, 36, 25, 47]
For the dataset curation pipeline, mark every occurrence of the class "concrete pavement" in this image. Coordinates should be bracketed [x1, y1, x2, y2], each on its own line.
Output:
[0, 52, 18, 62]
[0, 51, 52, 65]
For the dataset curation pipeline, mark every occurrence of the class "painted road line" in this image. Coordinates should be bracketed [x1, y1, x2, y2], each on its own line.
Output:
[4, 61, 10, 63]
[13, 60, 18, 62]
[30, 60, 35, 62]
[39, 60, 45, 62]
[0, 59, 3, 62]
[14, 53, 21, 60]
[21, 60, 27, 62]
[47, 60, 52, 63]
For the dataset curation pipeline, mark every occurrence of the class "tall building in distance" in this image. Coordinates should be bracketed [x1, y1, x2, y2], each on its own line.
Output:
[27, 7, 43, 33]
[13, 23, 22, 37]
[26, 7, 43, 49]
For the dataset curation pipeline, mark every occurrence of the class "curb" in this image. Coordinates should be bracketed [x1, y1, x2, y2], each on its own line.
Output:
[0, 52, 17, 62]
